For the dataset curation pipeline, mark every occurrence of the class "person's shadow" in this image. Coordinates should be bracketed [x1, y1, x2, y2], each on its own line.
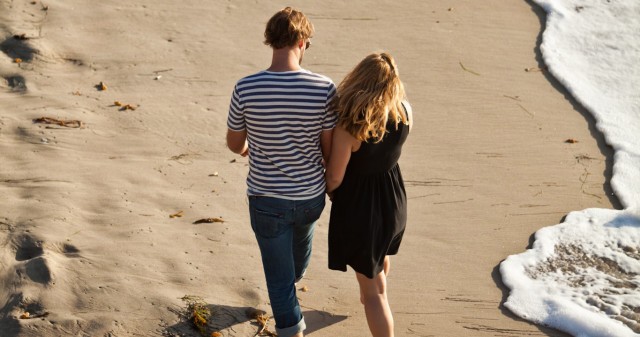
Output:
[163, 303, 347, 336]
[303, 309, 349, 335]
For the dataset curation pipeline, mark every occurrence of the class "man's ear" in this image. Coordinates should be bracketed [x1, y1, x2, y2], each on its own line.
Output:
[298, 39, 304, 49]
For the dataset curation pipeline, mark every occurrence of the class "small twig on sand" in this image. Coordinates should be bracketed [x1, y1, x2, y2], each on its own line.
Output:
[517, 103, 534, 117]
[433, 198, 473, 205]
[408, 193, 440, 200]
[579, 169, 589, 187]
[153, 68, 174, 74]
[582, 190, 602, 199]
[459, 61, 480, 76]
[524, 66, 546, 72]
[575, 154, 598, 164]
[169, 210, 184, 218]
[193, 217, 225, 224]
[579, 168, 602, 200]
[33, 117, 83, 128]
[503, 95, 521, 101]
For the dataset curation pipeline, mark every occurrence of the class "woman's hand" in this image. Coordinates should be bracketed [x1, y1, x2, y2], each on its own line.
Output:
[326, 190, 334, 202]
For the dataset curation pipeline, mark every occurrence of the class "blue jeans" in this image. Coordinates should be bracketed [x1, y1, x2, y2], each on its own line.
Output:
[249, 193, 325, 337]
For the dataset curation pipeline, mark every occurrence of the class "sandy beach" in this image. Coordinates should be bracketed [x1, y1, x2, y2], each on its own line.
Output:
[0, 1, 618, 336]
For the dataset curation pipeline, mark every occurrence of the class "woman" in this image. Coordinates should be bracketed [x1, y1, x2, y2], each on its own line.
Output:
[325, 52, 412, 337]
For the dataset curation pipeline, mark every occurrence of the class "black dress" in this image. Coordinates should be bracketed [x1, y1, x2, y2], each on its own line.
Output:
[328, 104, 409, 279]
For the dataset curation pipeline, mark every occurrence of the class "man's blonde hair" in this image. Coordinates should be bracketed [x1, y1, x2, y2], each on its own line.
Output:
[264, 7, 314, 49]
[329, 52, 407, 143]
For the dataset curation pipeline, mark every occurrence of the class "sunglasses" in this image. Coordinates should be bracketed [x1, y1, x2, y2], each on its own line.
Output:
[305, 40, 312, 50]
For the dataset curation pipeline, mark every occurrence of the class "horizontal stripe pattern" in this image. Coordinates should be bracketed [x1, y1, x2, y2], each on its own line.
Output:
[227, 69, 337, 199]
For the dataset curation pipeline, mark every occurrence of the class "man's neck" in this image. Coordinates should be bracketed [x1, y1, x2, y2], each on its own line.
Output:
[267, 46, 302, 72]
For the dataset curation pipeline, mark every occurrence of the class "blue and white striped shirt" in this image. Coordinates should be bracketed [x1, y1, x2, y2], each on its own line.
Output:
[227, 69, 337, 200]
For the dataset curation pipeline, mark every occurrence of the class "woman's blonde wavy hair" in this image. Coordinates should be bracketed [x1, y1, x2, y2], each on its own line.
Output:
[329, 52, 407, 143]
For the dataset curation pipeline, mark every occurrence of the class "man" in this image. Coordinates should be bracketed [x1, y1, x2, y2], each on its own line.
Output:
[226, 7, 336, 337]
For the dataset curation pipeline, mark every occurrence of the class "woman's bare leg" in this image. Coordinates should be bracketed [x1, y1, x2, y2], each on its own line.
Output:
[361, 257, 391, 304]
[356, 270, 394, 337]
[383, 256, 390, 276]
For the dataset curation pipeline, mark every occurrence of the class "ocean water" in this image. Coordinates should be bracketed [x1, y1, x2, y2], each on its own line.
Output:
[499, 1, 640, 337]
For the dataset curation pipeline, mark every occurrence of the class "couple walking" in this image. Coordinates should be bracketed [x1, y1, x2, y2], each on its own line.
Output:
[226, 7, 412, 337]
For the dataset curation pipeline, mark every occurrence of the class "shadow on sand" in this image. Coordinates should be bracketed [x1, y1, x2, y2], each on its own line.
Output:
[304, 309, 348, 335]
[0, 293, 25, 337]
[163, 303, 347, 336]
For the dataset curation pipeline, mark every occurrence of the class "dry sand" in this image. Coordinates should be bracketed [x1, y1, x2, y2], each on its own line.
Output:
[0, 1, 617, 336]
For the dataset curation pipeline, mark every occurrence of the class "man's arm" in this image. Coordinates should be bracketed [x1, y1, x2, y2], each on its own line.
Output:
[226, 129, 248, 156]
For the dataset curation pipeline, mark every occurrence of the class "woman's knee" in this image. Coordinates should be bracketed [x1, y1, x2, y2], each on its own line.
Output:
[356, 271, 387, 298]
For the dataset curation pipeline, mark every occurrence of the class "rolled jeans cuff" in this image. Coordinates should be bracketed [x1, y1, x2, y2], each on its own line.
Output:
[276, 317, 306, 337]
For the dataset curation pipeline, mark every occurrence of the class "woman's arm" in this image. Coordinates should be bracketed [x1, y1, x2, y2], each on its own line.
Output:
[325, 126, 358, 194]
[320, 129, 333, 166]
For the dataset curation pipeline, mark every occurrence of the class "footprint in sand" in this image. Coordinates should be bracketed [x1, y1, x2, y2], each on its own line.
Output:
[12, 234, 81, 285]
[0, 35, 38, 63]
[23, 257, 52, 284]
[14, 234, 44, 261]
[1, 74, 27, 92]
[13, 234, 51, 285]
